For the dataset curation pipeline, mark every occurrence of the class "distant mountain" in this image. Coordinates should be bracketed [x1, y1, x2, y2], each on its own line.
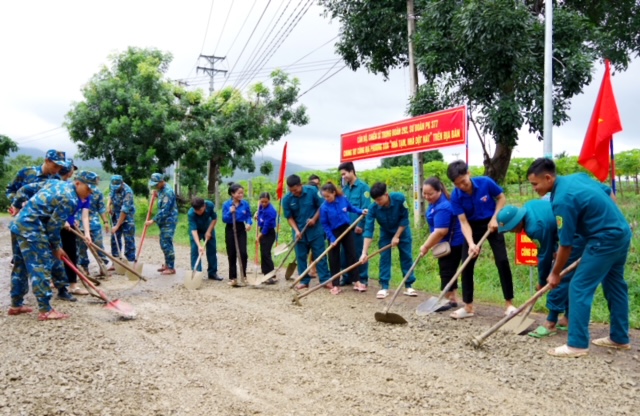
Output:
[10, 146, 103, 169]
[224, 155, 314, 182]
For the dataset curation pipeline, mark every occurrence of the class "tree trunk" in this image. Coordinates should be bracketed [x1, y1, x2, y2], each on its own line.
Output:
[483, 142, 513, 185]
[207, 158, 221, 208]
[617, 175, 623, 196]
[635, 175, 639, 195]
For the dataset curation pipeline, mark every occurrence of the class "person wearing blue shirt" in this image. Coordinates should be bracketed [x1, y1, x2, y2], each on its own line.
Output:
[257, 192, 278, 284]
[447, 160, 515, 319]
[222, 183, 253, 286]
[527, 158, 632, 358]
[282, 174, 331, 290]
[360, 182, 417, 299]
[147, 173, 179, 275]
[419, 177, 465, 312]
[319, 182, 367, 294]
[497, 201, 585, 338]
[339, 162, 372, 291]
[188, 197, 219, 280]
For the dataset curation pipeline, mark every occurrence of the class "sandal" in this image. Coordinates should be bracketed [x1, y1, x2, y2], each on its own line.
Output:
[592, 337, 631, 350]
[228, 279, 239, 287]
[69, 287, 89, 296]
[504, 305, 518, 316]
[8, 306, 34, 316]
[450, 307, 475, 320]
[403, 288, 418, 297]
[161, 269, 176, 275]
[556, 325, 568, 331]
[528, 325, 557, 339]
[295, 283, 308, 290]
[329, 286, 341, 295]
[38, 310, 70, 321]
[157, 265, 167, 272]
[547, 344, 588, 358]
[354, 282, 367, 292]
[376, 289, 389, 299]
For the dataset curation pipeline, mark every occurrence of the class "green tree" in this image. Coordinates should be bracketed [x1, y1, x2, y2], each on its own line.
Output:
[65, 47, 184, 181]
[179, 70, 308, 199]
[616, 149, 640, 194]
[0, 134, 18, 178]
[260, 161, 274, 177]
[320, 0, 640, 183]
[0, 154, 38, 210]
[379, 149, 443, 168]
[508, 157, 535, 195]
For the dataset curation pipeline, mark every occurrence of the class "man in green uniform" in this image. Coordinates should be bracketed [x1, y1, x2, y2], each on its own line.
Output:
[360, 182, 417, 299]
[527, 158, 631, 357]
[339, 161, 371, 291]
[497, 201, 585, 337]
[188, 197, 220, 280]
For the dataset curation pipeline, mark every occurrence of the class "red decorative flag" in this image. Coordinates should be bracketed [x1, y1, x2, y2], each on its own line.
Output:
[578, 60, 623, 182]
[276, 142, 288, 199]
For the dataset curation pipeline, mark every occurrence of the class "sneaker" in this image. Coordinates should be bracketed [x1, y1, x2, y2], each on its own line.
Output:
[376, 289, 389, 299]
[38, 309, 70, 321]
[57, 290, 77, 302]
[228, 279, 239, 287]
[8, 306, 34, 316]
[403, 288, 418, 297]
[208, 274, 223, 281]
[264, 277, 278, 285]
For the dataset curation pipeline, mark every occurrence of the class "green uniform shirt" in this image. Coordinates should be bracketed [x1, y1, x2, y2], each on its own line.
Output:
[363, 192, 411, 240]
[343, 178, 371, 229]
[282, 185, 324, 240]
[550, 173, 628, 246]
[187, 200, 217, 232]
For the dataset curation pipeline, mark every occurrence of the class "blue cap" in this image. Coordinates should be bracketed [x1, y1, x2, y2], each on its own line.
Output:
[59, 158, 78, 176]
[148, 173, 163, 187]
[75, 170, 100, 193]
[46, 149, 66, 167]
[110, 175, 123, 187]
[497, 205, 526, 233]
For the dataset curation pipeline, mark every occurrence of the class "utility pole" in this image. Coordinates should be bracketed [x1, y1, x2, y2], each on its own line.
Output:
[197, 55, 228, 207]
[407, 0, 423, 226]
[542, 0, 553, 159]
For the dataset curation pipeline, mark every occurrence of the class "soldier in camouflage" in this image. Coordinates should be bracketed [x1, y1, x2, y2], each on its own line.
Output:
[77, 187, 111, 274]
[146, 173, 178, 275]
[8, 171, 99, 321]
[108, 175, 137, 265]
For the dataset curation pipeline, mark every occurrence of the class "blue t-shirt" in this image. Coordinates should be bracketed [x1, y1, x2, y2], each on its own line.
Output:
[450, 176, 503, 221]
[68, 196, 91, 226]
[222, 199, 253, 224]
[426, 193, 465, 247]
[320, 195, 363, 243]
[257, 203, 277, 235]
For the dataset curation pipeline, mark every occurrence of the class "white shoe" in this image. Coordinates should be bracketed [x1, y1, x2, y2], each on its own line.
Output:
[403, 288, 417, 297]
[376, 289, 389, 299]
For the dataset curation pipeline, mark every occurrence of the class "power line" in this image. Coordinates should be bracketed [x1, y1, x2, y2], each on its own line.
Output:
[213, 0, 234, 56]
[283, 35, 338, 69]
[235, 0, 314, 91]
[297, 64, 347, 98]
[186, 0, 216, 79]
[219, 0, 273, 91]
[222, 0, 258, 61]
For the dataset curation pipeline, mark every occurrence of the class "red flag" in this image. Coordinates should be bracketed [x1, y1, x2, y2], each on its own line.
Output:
[276, 142, 288, 199]
[578, 60, 623, 182]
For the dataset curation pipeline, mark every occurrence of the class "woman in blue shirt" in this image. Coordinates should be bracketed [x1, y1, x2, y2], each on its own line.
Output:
[419, 177, 465, 312]
[257, 192, 278, 284]
[222, 183, 253, 286]
[320, 182, 367, 294]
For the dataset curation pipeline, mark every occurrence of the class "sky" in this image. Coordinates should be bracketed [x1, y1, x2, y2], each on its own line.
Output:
[1, 0, 638, 172]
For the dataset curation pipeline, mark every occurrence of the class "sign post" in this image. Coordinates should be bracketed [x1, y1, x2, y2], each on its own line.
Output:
[515, 231, 539, 295]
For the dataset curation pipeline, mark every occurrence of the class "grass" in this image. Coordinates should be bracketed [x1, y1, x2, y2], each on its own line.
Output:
[131, 188, 640, 329]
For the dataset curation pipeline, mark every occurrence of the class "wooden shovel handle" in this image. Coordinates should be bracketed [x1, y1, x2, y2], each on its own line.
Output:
[271, 218, 313, 276]
[472, 257, 582, 347]
[290, 214, 365, 289]
[135, 191, 157, 262]
[382, 252, 425, 314]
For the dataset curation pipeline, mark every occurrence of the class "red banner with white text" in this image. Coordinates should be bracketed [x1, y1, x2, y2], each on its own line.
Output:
[340, 105, 467, 162]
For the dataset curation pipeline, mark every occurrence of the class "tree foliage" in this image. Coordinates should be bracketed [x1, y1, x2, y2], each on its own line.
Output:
[260, 161, 274, 176]
[65, 47, 184, 181]
[0, 134, 18, 179]
[0, 154, 39, 210]
[320, 0, 640, 183]
[380, 149, 443, 168]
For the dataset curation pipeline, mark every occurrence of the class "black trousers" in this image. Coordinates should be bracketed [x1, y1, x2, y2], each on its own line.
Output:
[259, 229, 276, 275]
[437, 244, 463, 292]
[225, 223, 248, 280]
[61, 228, 77, 284]
[461, 219, 514, 304]
[328, 224, 359, 284]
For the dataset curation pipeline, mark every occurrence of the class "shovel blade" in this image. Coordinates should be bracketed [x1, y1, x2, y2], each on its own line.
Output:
[502, 316, 536, 334]
[415, 297, 446, 316]
[114, 260, 127, 275]
[284, 262, 297, 280]
[374, 311, 408, 324]
[126, 262, 143, 281]
[184, 270, 203, 290]
[105, 299, 136, 319]
[273, 243, 290, 256]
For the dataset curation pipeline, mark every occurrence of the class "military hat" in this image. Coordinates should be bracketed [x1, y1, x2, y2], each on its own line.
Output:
[76, 170, 100, 193]
[497, 205, 526, 233]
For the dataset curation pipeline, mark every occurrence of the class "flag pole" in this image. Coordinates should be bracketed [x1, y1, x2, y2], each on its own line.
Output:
[610, 140, 617, 195]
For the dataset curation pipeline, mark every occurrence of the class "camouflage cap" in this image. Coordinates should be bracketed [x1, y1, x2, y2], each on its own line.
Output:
[148, 173, 163, 187]
[110, 174, 123, 186]
[45, 149, 67, 167]
[76, 170, 100, 193]
[59, 158, 78, 176]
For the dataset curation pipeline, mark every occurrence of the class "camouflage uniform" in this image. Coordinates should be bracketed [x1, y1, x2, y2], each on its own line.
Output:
[77, 189, 109, 268]
[110, 181, 137, 261]
[9, 181, 81, 312]
[153, 185, 178, 269]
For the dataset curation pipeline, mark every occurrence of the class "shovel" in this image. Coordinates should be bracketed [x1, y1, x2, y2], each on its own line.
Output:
[75, 226, 110, 278]
[470, 257, 581, 348]
[184, 246, 204, 290]
[375, 252, 425, 324]
[61, 255, 136, 319]
[416, 229, 491, 316]
[290, 214, 365, 290]
[292, 244, 392, 306]
[68, 227, 147, 281]
[108, 213, 129, 275]
[253, 221, 312, 285]
[129, 191, 157, 281]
